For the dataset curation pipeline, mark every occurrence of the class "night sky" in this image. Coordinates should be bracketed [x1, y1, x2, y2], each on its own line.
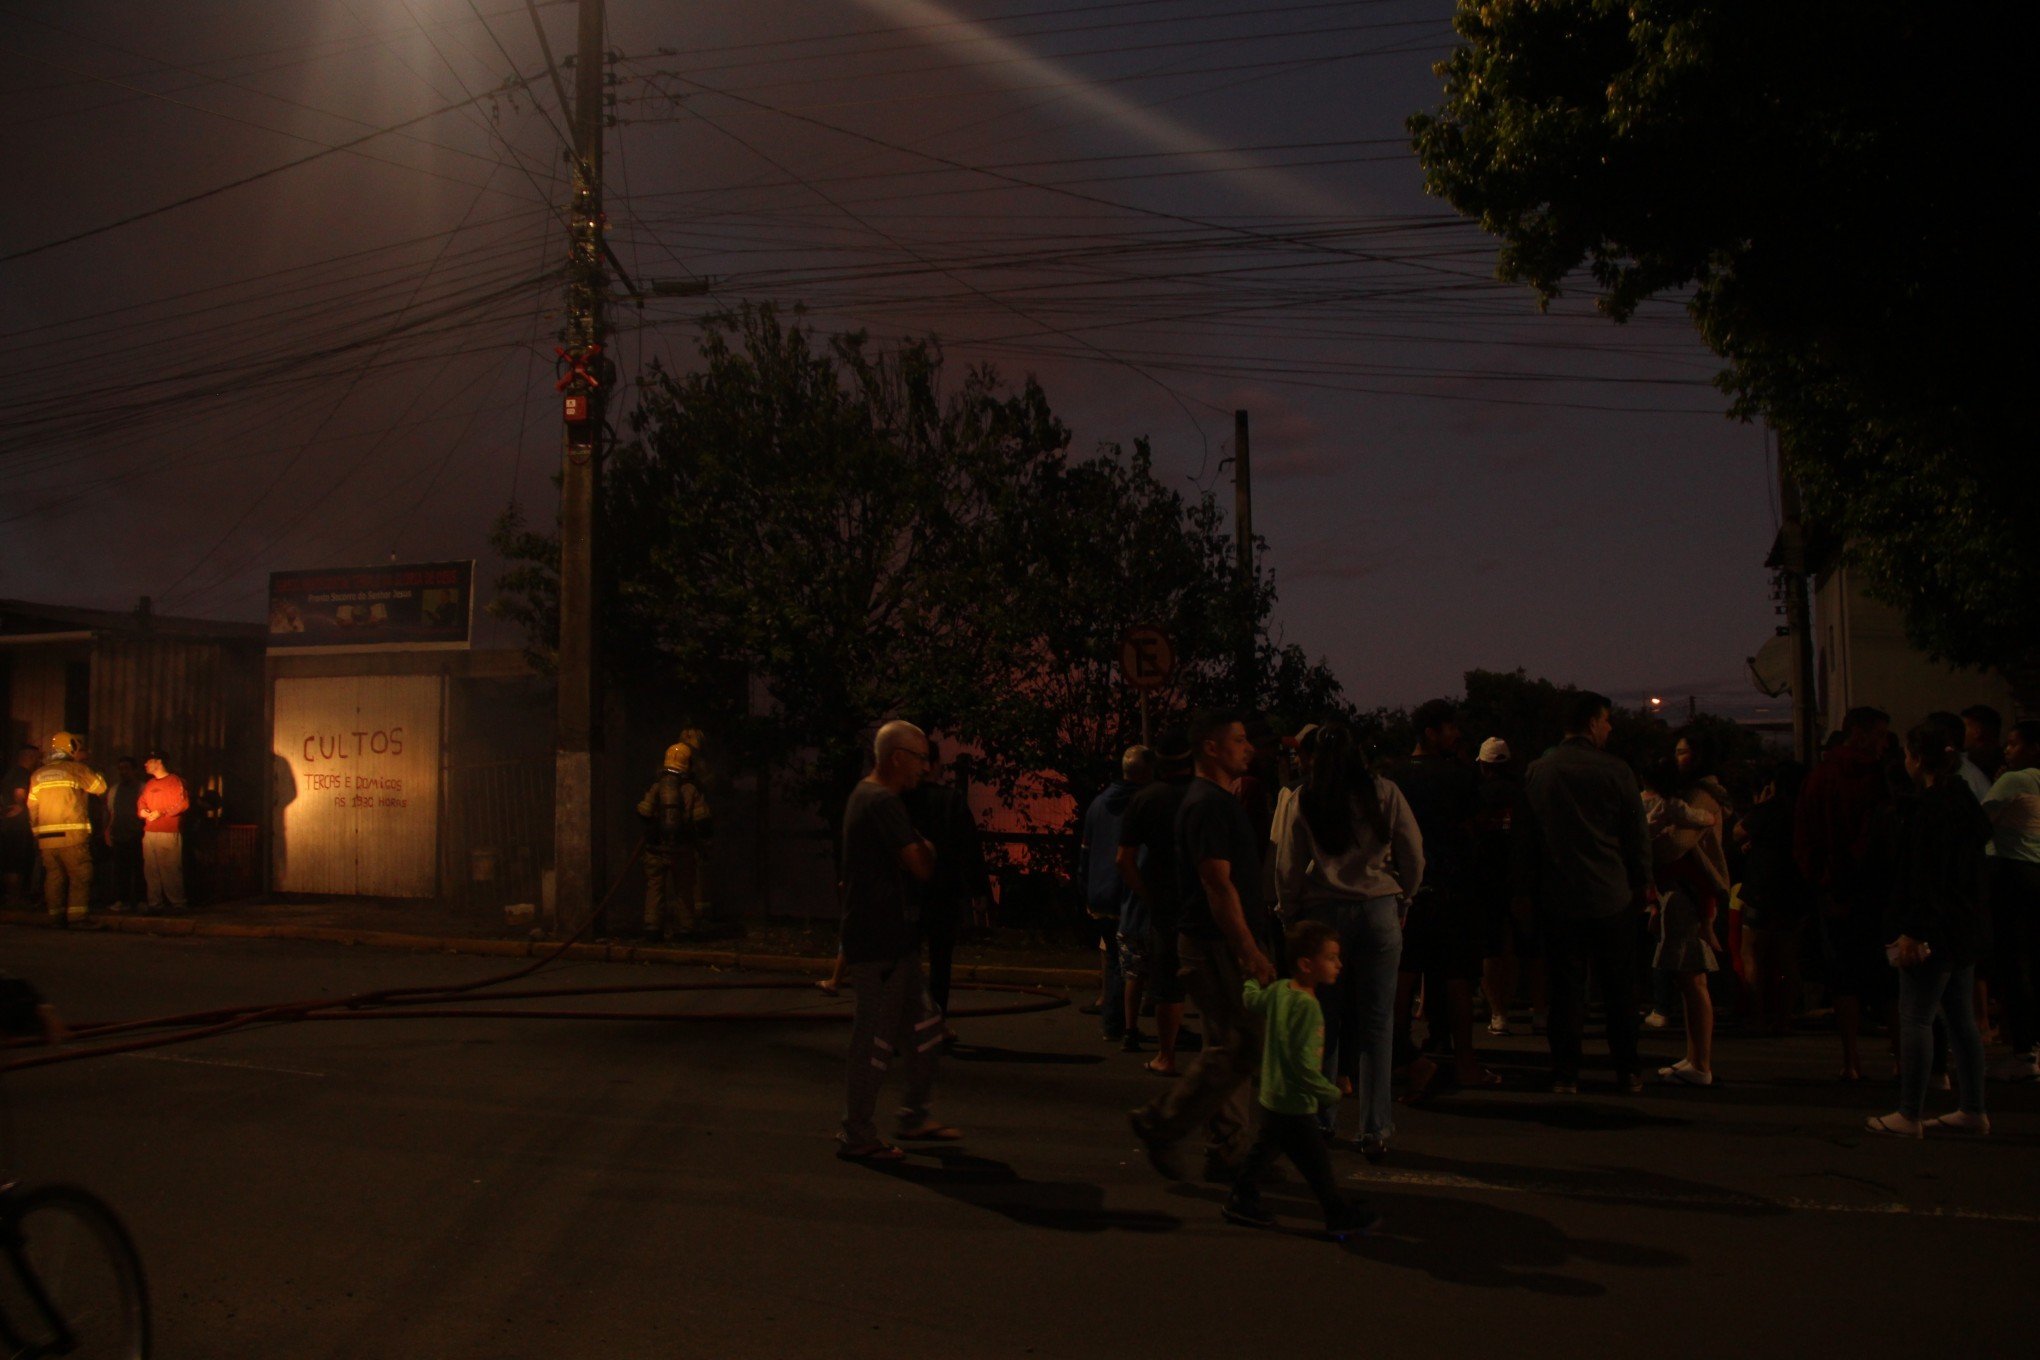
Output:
[0, 1, 1782, 717]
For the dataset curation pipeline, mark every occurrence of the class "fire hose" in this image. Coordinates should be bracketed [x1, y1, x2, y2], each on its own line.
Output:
[3, 838, 1068, 1073]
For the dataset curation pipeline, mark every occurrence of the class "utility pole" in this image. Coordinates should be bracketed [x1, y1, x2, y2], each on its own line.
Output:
[550, 0, 607, 934]
[1773, 432, 1820, 765]
[1233, 409, 1255, 711]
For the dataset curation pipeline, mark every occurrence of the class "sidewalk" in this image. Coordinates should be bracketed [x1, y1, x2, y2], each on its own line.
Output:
[0, 897, 1101, 988]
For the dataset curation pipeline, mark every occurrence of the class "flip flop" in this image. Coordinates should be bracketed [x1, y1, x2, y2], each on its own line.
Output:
[814, 980, 840, 996]
[895, 1123, 965, 1142]
[836, 1141, 906, 1162]
[1453, 1067, 1505, 1088]
[1143, 1058, 1179, 1077]
[1863, 1114, 1921, 1139]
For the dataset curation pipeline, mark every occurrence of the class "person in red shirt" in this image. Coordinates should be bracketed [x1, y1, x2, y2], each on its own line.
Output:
[137, 749, 190, 913]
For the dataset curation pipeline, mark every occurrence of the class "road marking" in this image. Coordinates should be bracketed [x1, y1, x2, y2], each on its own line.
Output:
[1348, 1168, 2040, 1225]
[118, 1051, 327, 1079]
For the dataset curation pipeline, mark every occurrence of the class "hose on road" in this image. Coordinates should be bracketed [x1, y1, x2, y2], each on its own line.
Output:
[3, 838, 1069, 1072]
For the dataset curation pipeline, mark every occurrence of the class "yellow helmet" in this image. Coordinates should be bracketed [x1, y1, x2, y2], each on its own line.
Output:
[662, 741, 695, 773]
[47, 731, 83, 757]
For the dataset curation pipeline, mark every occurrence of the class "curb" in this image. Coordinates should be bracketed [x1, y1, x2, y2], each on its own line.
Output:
[0, 911, 1097, 990]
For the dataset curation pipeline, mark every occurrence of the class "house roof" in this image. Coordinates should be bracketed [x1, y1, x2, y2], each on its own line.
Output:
[0, 597, 264, 643]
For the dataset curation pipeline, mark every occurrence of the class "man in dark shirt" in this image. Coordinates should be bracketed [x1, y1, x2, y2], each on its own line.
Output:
[1388, 699, 1493, 1092]
[837, 720, 960, 1160]
[104, 755, 146, 912]
[1129, 711, 1275, 1181]
[1513, 691, 1651, 1094]
[1117, 739, 1192, 1075]
[902, 742, 992, 1023]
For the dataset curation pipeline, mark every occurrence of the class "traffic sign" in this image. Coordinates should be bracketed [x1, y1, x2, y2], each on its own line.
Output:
[1118, 626, 1175, 690]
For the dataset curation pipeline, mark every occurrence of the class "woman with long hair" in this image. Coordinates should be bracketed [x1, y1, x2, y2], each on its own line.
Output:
[1866, 723, 1994, 1137]
[1274, 721, 1424, 1160]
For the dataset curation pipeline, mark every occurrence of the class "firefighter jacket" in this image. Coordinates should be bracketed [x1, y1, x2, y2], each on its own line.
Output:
[637, 771, 712, 853]
[27, 755, 107, 847]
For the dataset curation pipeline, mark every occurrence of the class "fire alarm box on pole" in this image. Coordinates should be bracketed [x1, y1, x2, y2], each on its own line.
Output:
[563, 393, 590, 423]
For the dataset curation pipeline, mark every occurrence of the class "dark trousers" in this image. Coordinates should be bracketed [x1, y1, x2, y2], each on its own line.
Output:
[1544, 908, 1642, 1083]
[110, 834, 145, 906]
[921, 900, 960, 1016]
[1231, 1110, 1345, 1221]
[1993, 859, 2040, 1053]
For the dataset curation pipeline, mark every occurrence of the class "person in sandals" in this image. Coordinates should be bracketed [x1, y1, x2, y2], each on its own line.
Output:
[836, 721, 963, 1160]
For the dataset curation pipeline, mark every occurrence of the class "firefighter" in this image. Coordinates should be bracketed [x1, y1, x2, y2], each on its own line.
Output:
[637, 739, 713, 940]
[26, 732, 107, 923]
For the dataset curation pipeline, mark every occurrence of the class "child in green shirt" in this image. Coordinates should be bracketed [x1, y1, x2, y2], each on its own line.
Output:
[1226, 918, 1381, 1239]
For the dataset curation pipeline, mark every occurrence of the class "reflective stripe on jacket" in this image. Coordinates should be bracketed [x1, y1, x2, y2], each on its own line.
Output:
[27, 757, 107, 838]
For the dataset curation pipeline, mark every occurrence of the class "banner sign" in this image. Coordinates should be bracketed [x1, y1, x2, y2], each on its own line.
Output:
[267, 560, 474, 652]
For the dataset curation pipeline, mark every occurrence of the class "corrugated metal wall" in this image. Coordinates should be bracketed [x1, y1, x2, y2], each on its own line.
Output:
[89, 637, 265, 820]
[273, 674, 444, 898]
[4, 650, 72, 752]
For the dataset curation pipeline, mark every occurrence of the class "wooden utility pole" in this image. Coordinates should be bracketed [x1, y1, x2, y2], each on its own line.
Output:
[550, 0, 607, 933]
[1774, 433, 1820, 765]
[1233, 409, 1255, 711]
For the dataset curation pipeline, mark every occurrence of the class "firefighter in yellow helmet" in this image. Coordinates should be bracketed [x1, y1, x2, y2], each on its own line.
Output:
[26, 732, 107, 922]
[636, 738, 713, 941]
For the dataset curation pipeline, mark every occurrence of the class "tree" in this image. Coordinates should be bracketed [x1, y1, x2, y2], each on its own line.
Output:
[491, 304, 1348, 842]
[1409, 2, 2033, 685]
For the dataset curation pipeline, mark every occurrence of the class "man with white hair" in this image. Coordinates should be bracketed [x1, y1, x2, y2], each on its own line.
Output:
[836, 720, 962, 1160]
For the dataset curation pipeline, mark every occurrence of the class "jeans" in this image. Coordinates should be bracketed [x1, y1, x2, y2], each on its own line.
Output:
[1099, 928, 1125, 1038]
[1310, 894, 1401, 1141]
[1896, 960, 1986, 1122]
[1544, 908, 1642, 1084]
[1136, 933, 1260, 1164]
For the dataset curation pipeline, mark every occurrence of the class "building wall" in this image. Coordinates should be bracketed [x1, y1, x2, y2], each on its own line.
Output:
[1815, 563, 2014, 735]
[88, 636, 266, 822]
[272, 673, 445, 898]
[2, 648, 74, 754]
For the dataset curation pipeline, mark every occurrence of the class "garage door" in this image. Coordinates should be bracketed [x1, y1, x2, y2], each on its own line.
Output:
[272, 674, 442, 897]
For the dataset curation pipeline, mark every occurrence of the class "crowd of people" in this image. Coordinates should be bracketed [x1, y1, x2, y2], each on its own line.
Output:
[830, 693, 2038, 1238]
[1, 732, 193, 918]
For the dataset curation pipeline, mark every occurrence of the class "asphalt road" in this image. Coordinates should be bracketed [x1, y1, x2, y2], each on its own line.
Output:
[4, 929, 2036, 1359]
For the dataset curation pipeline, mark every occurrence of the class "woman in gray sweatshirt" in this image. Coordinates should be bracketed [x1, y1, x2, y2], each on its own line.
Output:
[1276, 723, 1425, 1158]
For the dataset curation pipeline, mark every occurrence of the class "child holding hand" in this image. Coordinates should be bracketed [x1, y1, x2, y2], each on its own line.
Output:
[1225, 918, 1381, 1240]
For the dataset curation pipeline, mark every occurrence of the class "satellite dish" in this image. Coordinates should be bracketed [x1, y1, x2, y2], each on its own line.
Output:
[1748, 634, 1794, 698]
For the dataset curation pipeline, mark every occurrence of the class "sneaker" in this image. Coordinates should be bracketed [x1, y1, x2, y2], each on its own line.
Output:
[1222, 1198, 1276, 1230]
[1619, 1072, 1646, 1094]
[1358, 1133, 1388, 1164]
[1990, 1053, 2040, 1083]
[1642, 1010, 1669, 1030]
[1127, 1110, 1185, 1181]
[1119, 1031, 1144, 1054]
[1324, 1205, 1383, 1240]
[1487, 1012, 1513, 1037]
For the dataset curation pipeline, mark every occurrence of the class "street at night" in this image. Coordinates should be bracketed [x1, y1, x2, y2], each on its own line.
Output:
[8, 928, 2035, 1358]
